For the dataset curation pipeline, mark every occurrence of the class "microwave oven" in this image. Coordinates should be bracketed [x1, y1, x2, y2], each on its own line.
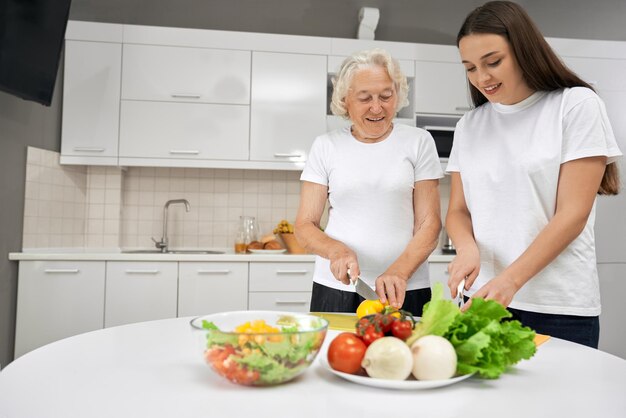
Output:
[416, 114, 461, 162]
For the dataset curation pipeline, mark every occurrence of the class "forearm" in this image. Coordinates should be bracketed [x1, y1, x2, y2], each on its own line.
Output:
[294, 220, 349, 260]
[386, 214, 441, 280]
[445, 208, 477, 252]
[502, 211, 589, 289]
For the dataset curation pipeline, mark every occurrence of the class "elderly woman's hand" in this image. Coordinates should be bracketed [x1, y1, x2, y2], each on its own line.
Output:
[375, 272, 408, 309]
[329, 246, 359, 285]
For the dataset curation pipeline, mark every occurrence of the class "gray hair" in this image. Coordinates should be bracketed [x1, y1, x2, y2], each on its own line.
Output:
[330, 48, 409, 119]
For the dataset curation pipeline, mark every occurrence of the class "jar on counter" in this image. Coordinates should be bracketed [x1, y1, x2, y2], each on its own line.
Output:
[234, 216, 259, 254]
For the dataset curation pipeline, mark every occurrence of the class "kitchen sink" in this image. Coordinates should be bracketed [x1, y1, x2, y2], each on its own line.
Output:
[122, 249, 225, 254]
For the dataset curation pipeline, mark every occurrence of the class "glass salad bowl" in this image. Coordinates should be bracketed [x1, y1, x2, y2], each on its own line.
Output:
[190, 311, 328, 386]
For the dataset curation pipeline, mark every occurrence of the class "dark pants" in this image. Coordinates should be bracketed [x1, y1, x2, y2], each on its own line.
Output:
[310, 282, 432, 317]
[507, 307, 600, 349]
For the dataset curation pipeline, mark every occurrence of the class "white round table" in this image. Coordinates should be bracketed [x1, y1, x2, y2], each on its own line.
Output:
[1, 317, 625, 418]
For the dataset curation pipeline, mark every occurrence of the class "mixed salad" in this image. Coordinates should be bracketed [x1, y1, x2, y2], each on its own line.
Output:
[201, 316, 326, 386]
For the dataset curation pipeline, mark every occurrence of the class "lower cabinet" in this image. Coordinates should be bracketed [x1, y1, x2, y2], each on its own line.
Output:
[428, 262, 452, 300]
[14, 261, 106, 358]
[178, 262, 248, 316]
[105, 261, 178, 327]
[248, 262, 313, 312]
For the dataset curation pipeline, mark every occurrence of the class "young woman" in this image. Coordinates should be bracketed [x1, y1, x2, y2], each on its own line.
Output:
[446, 1, 622, 348]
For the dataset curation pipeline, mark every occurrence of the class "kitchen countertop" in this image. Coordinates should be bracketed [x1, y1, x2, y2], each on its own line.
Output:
[1, 317, 624, 418]
[8, 249, 456, 263]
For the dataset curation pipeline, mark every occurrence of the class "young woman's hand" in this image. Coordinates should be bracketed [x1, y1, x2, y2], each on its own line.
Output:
[470, 274, 521, 309]
[447, 244, 480, 298]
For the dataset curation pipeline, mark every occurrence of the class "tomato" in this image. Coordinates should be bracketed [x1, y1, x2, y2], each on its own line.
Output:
[361, 325, 385, 346]
[356, 299, 385, 318]
[391, 320, 413, 341]
[327, 332, 367, 374]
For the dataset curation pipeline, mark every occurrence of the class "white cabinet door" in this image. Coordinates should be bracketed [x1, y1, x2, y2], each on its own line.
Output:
[248, 292, 312, 312]
[415, 61, 471, 115]
[14, 261, 105, 358]
[178, 262, 248, 317]
[121, 44, 251, 104]
[119, 100, 249, 161]
[598, 263, 626, 359]
[61, 40, 121, 165]
[105, 261, 178, 327]
[428, 262, 453, 300]
[250, 52, 327, 162]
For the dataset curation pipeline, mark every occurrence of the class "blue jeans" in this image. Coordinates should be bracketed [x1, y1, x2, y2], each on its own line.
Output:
[507, 307, 600, 348]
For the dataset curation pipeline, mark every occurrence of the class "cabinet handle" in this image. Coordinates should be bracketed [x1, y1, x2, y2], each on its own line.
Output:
[275, 300, 308, 305]
[275, 270, 309, 275]
[124, 269, 159, 274]
[73, 147, 105, 152]
[273, 153, 302, 158]
[423, 125, 456, 132]
[44, 269, 79, 274]
[170, 150, 200, 155]
[197, 269, 231, 274]
[171, 93, 201, 99]
[454, 106, 472, 111]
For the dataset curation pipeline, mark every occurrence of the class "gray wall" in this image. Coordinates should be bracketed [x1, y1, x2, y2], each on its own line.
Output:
[2, 0, 626, 367]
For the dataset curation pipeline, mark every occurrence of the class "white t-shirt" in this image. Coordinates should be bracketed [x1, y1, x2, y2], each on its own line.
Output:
[301, 123, 444, 292]
[447, 87, 622, 316]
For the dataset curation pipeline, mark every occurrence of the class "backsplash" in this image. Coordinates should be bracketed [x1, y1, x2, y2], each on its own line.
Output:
[22, 147, 450, 250]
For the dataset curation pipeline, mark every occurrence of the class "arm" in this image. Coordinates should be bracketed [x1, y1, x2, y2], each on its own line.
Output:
[445, 172, 481, 298]
[472, 156, 607, 307]
[378, 179, 442, 308]
[294, 181, 358, 285]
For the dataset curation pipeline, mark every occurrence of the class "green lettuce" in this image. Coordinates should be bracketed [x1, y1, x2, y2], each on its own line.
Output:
[409, 283, 537, 379]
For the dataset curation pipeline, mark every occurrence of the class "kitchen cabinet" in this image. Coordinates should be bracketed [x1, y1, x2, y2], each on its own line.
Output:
[105, 261, 178, 327]
[14, 261, 105, 358]
[414, 61, 471, 115]
[60, 40, 121, 165]
[428, 262, 453, 300]
[178, 261, 248, 316]
[248, 262, 313, 312]
[597, 263, 626, 359]
[249, 52, 327, 163]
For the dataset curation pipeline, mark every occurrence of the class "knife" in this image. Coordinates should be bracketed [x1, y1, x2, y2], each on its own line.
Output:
[348, 268, 379, 300]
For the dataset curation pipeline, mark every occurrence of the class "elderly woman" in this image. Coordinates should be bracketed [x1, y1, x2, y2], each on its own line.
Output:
[295, 48, 443, 315]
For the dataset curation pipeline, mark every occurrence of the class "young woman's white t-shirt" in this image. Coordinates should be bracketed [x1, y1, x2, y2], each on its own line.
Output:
[447, 87, 622, 316]
[301, 124, 443, 292]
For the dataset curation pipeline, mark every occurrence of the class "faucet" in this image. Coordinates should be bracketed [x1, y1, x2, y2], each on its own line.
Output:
[152, 199, 190, 253]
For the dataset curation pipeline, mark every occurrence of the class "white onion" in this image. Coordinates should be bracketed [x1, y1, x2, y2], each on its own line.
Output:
[361, 337, 413, 380]
[411, 335, 457, 380]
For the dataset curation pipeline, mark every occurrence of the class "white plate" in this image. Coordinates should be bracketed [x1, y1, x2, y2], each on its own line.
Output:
[248, 249, 287, 254]
[319, 358, 473, 390]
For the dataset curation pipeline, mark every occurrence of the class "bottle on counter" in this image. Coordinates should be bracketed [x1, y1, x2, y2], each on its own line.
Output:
[234, 216, 258, 254]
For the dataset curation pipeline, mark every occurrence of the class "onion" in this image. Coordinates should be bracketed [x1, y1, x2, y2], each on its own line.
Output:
[410, 335, 457, 380]
[361, 337, 413, 380]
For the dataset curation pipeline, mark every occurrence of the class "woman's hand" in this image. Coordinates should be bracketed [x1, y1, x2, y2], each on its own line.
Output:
[329, 247, 359, 285]
[375, 272, 408, 308]
[469, 274, 521, 309]
[447, 244, 480, 299]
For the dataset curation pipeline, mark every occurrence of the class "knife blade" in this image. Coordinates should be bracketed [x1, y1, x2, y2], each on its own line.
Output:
[348, 268, 379, 300]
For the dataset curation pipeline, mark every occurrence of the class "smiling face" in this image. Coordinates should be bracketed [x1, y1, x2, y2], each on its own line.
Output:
[344, 65, 397, 143]
[459, 33, 534, 105]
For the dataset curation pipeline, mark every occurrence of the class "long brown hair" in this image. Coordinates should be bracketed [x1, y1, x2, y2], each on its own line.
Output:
[457, 1, 620, 195]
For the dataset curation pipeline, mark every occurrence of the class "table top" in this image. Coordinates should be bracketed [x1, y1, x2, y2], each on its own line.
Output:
[1, 317, 625, 418]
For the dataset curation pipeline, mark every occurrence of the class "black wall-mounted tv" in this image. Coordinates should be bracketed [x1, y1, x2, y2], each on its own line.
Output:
[0, 0, 72, 106]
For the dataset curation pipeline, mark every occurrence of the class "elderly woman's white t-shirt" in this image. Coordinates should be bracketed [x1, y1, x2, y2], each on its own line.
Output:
[301, 123, 444, 292]
[447, 87, 622, 316]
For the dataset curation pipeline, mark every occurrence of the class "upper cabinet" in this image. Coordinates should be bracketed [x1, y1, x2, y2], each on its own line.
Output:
[61, 40, 122, 165]
[249, 52, 327, 163]
[414, 61, 471, 115]
[118, 44, 251, 165]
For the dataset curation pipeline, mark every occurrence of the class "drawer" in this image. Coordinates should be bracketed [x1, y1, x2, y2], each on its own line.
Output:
[122, 44, 251, 104]
[249, 262, 313, 292]
[248, 291, 312, 313]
